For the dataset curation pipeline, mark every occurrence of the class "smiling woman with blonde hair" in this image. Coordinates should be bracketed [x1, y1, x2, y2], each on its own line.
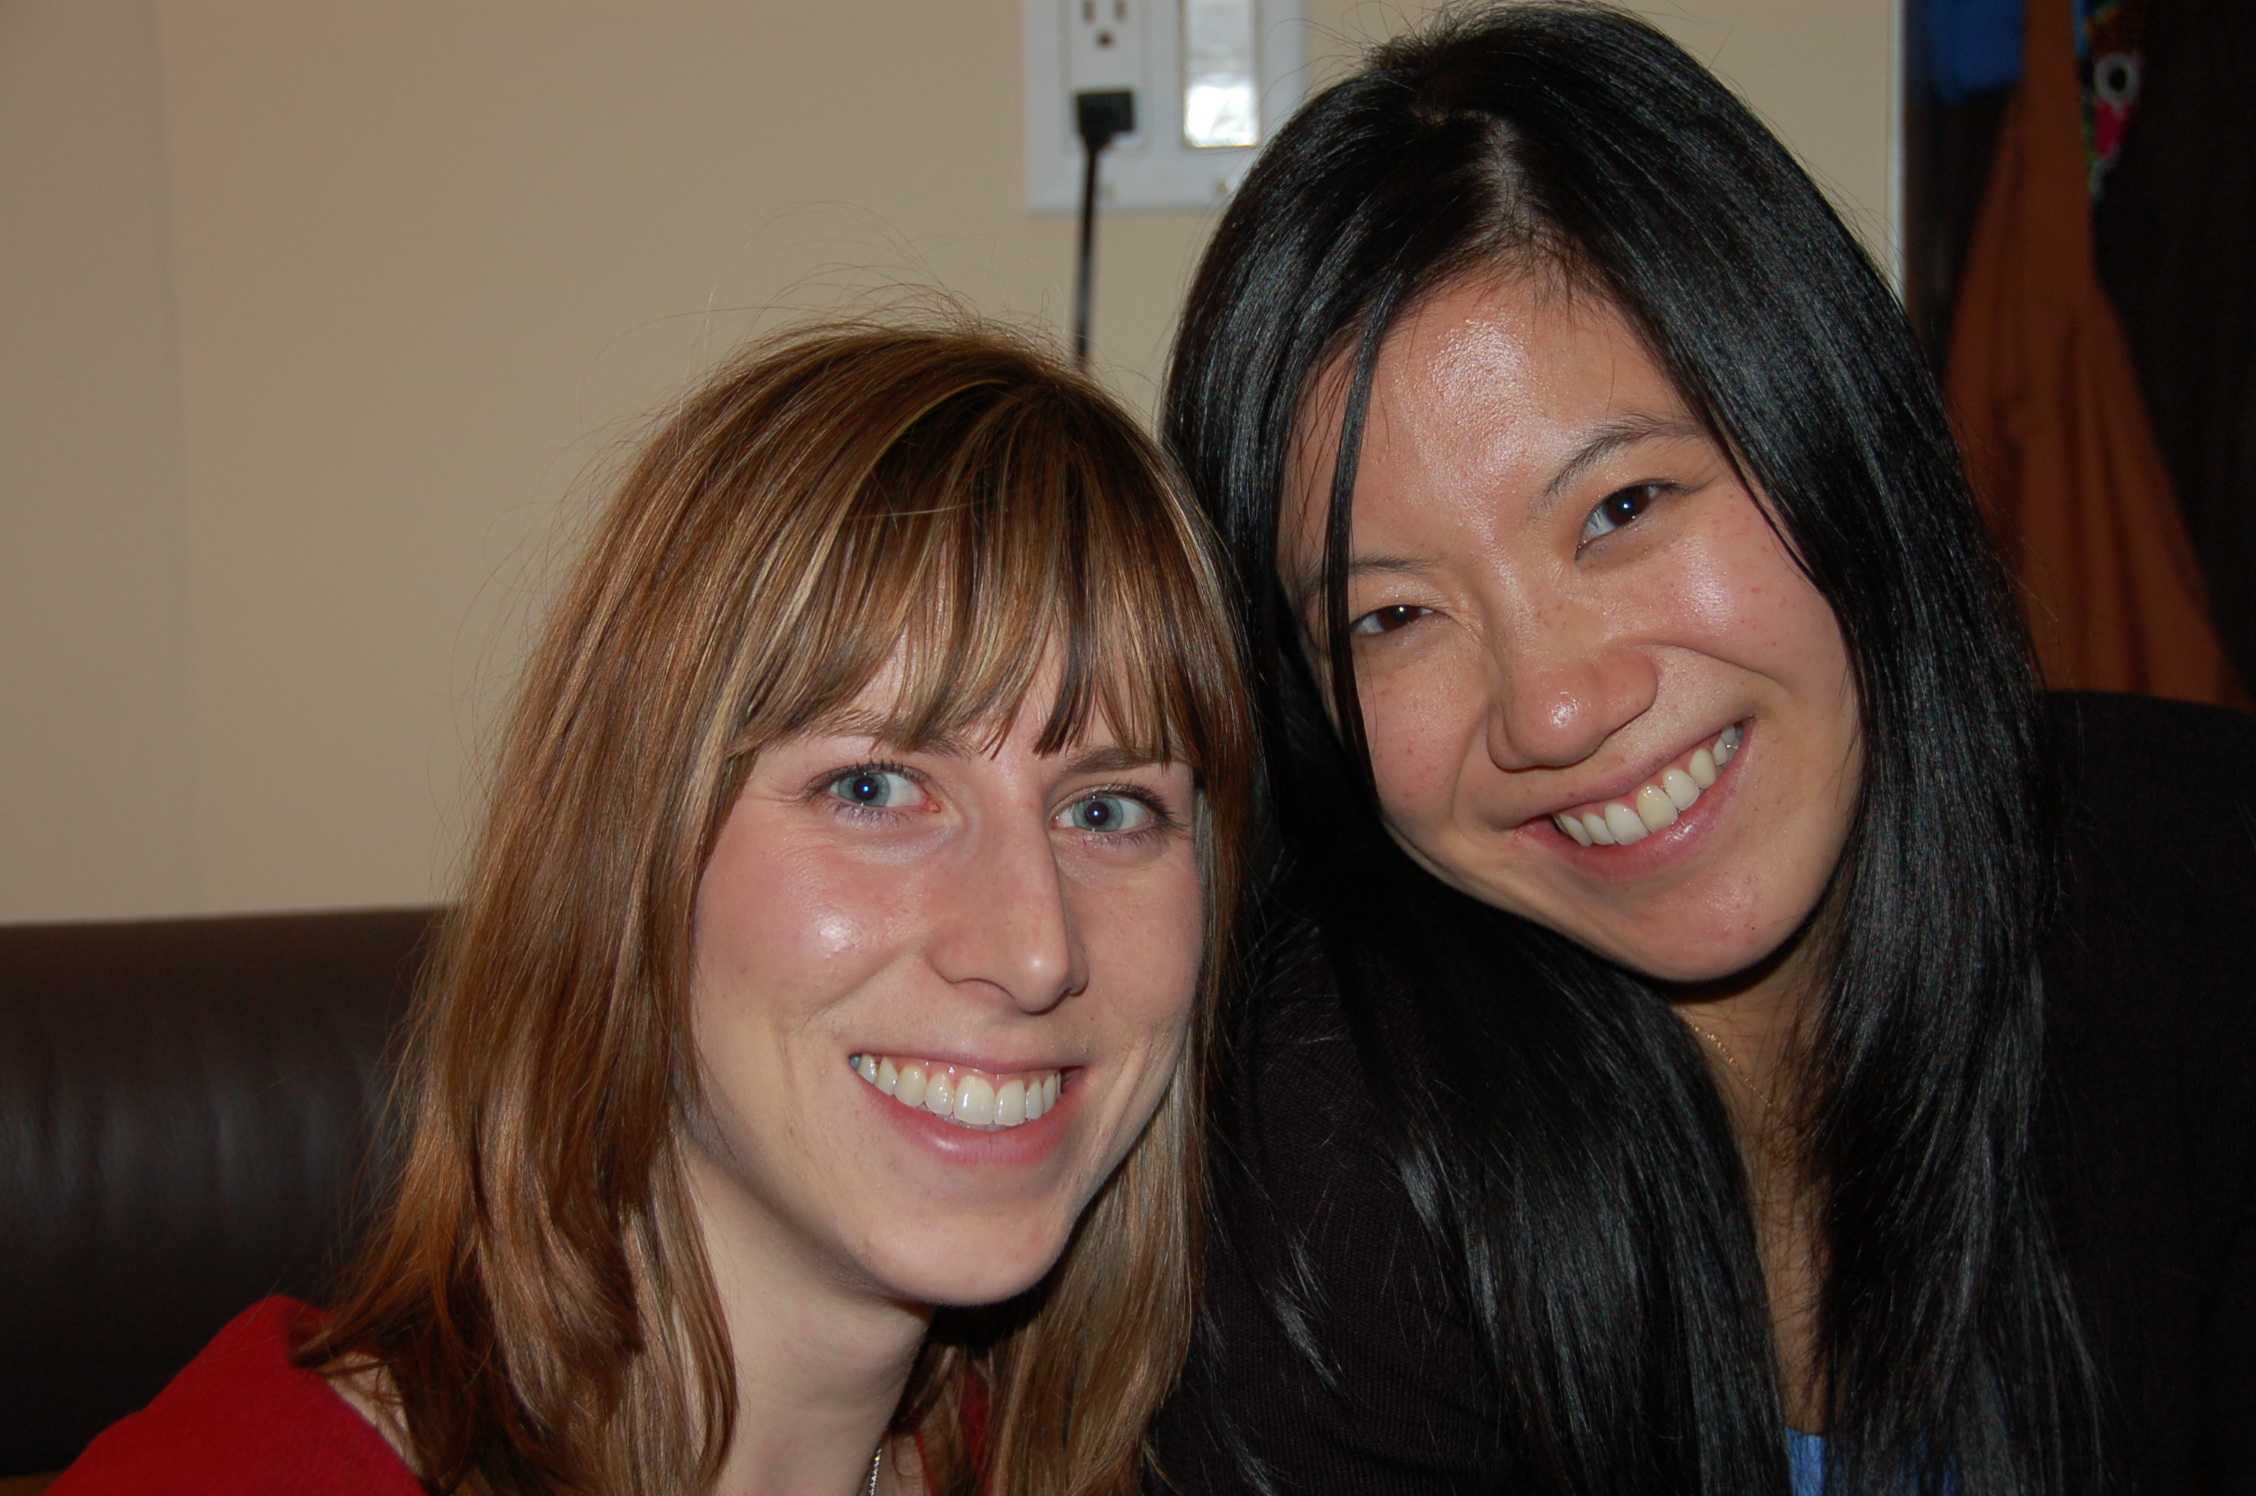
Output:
[50, 321, 1251, 1496]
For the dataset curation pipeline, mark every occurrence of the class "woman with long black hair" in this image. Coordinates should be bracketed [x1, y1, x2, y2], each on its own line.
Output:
[1151, 7, 2255, 1495]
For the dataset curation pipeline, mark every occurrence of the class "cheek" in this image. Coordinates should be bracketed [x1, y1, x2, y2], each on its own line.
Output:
[1360, 656, 1489, 828]
[692, 824, 931, 1054]
[699, 851, 856, 995]
[1674, 507, 1861, 813]
[1669, 501, 1845, 681]
[1078, 863, 1206, 1047]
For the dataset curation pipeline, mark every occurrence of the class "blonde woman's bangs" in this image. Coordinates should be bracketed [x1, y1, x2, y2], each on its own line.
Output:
[726, 374, 1236, 781]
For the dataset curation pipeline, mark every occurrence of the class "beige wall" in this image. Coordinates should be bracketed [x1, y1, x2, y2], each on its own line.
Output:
[0, 0, 198, 919]
[0, 0, 1896, 923]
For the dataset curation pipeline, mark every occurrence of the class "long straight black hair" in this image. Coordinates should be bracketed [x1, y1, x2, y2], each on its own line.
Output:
[1166, 7, 2101, 1495]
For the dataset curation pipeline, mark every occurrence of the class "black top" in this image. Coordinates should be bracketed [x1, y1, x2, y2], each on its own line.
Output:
[1152, 693, 2256, 1495]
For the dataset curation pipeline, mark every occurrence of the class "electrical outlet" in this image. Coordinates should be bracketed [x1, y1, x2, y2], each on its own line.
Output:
[1024, 0, 1306, 212]
[1065, 0, 1147, 149]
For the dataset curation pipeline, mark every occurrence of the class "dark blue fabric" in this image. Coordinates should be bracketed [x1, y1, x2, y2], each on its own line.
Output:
[1914, 0, 2025, 101]
[1787, 1431, 1827, 1496]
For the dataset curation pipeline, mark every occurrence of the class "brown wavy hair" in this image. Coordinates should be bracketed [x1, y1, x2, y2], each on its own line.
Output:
[301, 321, 1253, 1496]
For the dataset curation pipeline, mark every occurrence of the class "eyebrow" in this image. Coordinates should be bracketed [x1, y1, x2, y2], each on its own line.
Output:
[807, 711, 977, 754]
[1058, 743, 1173, 775]
[1537, 411, 1708, 513]
[803, 714, 1170, 774]
[1290, 553, 1430, 616]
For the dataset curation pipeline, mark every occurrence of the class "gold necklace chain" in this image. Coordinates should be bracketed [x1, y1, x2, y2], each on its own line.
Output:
[865, 1441, 883, 1496]
[1683, 1017, 1778, 1116]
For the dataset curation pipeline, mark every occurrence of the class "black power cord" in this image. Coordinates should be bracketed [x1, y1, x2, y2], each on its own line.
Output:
[1073, 89, 1135, 369]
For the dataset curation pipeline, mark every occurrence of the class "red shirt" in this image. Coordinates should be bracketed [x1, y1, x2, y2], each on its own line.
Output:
[49, 1298, 421, 1496]
[55, 1295, 984, 1493]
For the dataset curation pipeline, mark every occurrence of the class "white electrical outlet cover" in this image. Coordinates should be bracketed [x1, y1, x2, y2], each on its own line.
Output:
[1024, 0, 1306, 213]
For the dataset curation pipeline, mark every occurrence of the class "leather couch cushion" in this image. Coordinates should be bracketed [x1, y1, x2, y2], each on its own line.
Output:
[0, 908, 437, 1476]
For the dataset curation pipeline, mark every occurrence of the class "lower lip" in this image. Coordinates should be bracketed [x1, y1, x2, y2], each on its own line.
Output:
[860, 1072, 1080, 1167]
[1533, 728, 1747, 879]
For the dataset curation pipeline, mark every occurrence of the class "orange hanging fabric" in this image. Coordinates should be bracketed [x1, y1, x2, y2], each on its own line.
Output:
[1946, 0, 2246, 706]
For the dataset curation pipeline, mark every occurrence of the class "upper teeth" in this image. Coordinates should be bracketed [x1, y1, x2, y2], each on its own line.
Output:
[1553, 723, 1741, 848]
[850, 1053, 1062, 1130]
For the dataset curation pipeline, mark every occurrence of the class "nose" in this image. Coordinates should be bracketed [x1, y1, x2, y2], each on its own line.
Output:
[1482, 628, 1658, 772]
[925, 813, 1088, 1014]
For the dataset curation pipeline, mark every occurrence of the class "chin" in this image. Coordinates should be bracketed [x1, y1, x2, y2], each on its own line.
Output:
[1614, 945, 1768, 986]
[1586, 911, 1805, 988]
[865, 1226, 1072, 1309]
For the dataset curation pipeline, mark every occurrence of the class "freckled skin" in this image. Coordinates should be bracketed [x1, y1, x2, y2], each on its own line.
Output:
[684, 676, 1204, 1312]
[1284, 275, 1862, 988]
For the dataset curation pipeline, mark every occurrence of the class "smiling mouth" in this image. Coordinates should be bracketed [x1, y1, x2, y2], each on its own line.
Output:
[1551, 723, 1742, 847]
[849, 1054, 1064, 1131]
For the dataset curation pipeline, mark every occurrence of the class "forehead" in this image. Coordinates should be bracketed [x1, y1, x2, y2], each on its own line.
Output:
[1283, 275, 1691, 576]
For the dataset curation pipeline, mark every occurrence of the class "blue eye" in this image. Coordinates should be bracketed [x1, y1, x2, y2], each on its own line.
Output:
[828, 768, 918, 809]
[1059, 793, 1152, 834]
[1581, 484, 1662, 543]
[1349, 604, 1432, 636]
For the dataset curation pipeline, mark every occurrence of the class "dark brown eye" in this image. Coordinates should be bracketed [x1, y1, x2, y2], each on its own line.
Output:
[1349, 603, 1432, 636]
[1581, 484, 1662, 543]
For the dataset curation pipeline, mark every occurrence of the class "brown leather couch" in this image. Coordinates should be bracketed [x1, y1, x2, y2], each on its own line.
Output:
[0, 907, 439, 1481]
